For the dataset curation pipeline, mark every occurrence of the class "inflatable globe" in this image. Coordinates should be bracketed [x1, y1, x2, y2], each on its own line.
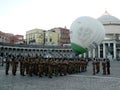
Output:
[70, 16, 105, 54]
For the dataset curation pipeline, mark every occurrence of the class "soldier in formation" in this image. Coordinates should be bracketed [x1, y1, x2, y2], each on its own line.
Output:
[102, 59, 107, 75]
[92, 58, 96, 75]
[12, 57, 19, 76]
[92, 58, 110, 75]
[4, 56, 88, 78]
[5, 57, 11, 75]
[106, 58, 110, 75]
[92, 58, 101, 75]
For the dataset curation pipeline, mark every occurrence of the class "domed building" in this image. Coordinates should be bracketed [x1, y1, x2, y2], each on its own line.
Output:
[84, 11, 120, 60]
[98, 11, 120, 60]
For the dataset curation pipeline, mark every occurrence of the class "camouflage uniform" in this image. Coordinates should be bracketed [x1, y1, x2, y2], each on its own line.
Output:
[48, 59, 52, 78]
[92, 59, 96, 75]
[25, 58, 29, 74]
[52, 59, 58, 76]
[12, 57, 18, 76]
[21, 58, 26, 76]
[106, 59, 110, 75]
[29, 58, 34, 76]
[38, 58, 44, 77]
[62, 59, 68, 75]
[96, 59, 100, 73]
[5, 57, 10, 75]
[102, 59, 106, 75]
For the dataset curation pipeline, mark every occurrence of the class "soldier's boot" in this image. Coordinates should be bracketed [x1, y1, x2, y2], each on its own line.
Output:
[48, 74, 52, 78]
[6, 72, 9, 75]
[6, 69, 9, 75]
[39, 72, 42, 77]
[55, 72, 58, 77]
[22, 71, 26, 76]
[93, 70, 96, 75]
[13, 72, 16, 76]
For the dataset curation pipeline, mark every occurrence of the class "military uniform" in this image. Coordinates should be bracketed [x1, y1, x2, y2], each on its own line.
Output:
[21, 58, 26, 76]
[38, 58, 44, 77]
[96, 59, 100, 73]
[106, 59, 110, 75]
[25, 58, 29, 74]
[5, 57, 10, 75]
[52, 59, 58, 76]
[102, 59, 107, 75]
[29, 58, 34, 76]
[92, 59, 96, 75]
[12, 57, 18, 76]
[62, 59, 68, 75]
[48, 59, 52, 78]
[33, 58, 39, 75]
[44, 58, 48, 76]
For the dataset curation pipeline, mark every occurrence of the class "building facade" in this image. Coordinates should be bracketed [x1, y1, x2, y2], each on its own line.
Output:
[0, 31, 10, 43]
[12, 35, 24, 44]
[45, 30, 59, 45]
[26, 29, 45, 45]
[51, 27, 70, 46]
[83, 11, 120, 60]
[0, 31, 24, 44]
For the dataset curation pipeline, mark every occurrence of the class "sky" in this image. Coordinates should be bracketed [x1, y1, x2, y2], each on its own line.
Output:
[0, 0, 119, 36]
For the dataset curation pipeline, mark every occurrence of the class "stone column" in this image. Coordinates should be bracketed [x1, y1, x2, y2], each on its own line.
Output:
[88, 50, 91, 58]
[103, 43, 106, 58]
[113, 43, 116, 60]
[93, 49, 95, 58]
[108, 43, 110, 55]
[98, 45, 100, 58]
[83, 53, 86, 58]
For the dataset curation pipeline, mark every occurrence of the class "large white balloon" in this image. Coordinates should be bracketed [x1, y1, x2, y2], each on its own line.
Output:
[70, 16, 105, 54]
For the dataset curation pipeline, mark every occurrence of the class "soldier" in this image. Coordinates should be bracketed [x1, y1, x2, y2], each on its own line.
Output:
[19, 57, 23, 75]
[48, 58, 52, 78]
[102, 59, 107, 75]
[25, 58, 29, 74]
[59, 58, 63, 76]
[62, 58, 68, 75]
[21, 57, 26, 76]
[67, 58, 73, 74]
[33, 58, 39, 76]
[106, 58, 110, 75]
[44, 58, 48, 76]
[12, 57, 18, 76]
[55, 58, 59, 76]
[92, 58, 96, 75]
[29, 58, 34, 76]
[5, 57, 10, 75]
[52, 58, 58, 76]
[96, 59, 100, 73]
[84, 58, 88, 72]
[81, 59, 85, 72]
[78, 58, 81, 73]
[38, 58, 44, 77]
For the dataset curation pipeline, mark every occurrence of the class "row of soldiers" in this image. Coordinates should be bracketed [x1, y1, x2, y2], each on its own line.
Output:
[92, 58, 110, 75]
[5, 56, 88, 78]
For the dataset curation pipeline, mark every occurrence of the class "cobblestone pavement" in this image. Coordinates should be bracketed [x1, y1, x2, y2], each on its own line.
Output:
[0, 61, 120, 90]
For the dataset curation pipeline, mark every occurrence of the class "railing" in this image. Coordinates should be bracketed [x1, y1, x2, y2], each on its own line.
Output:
[0, 42, 71, 49]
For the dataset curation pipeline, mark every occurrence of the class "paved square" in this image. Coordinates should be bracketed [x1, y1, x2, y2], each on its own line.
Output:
[0, 61, 120, 90]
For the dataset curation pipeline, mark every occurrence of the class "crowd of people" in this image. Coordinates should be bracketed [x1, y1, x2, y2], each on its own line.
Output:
[4, 56, 88, 78]
[3, 55, 111, 78]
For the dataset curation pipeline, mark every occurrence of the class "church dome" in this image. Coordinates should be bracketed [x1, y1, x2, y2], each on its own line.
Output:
[98, 11, 120, 24]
